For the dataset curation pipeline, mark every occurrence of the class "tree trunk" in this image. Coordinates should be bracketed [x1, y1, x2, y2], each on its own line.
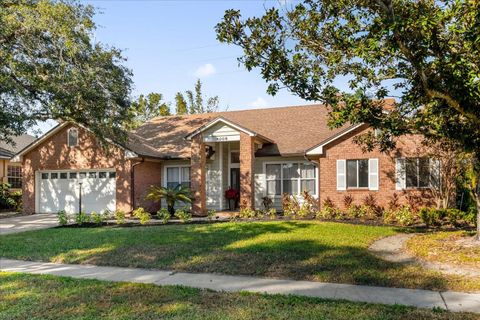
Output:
[476, 188, 480, 241]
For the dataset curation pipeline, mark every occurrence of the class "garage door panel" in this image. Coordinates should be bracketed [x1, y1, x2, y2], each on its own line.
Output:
[38, 170, 116, 214]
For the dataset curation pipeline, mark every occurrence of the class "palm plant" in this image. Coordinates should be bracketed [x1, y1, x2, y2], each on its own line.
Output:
[145, 185, 192, 215]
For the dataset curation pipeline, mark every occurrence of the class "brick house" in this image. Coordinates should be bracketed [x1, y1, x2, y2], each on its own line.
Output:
[15, 103, 438, 215]
[0, 134, 36, 192]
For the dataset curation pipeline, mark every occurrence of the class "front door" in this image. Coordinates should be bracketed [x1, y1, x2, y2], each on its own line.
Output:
[230, 168, 240, 191]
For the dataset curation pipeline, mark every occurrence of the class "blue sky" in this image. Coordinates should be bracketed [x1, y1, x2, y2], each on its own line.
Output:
[35, 0, 318, 134]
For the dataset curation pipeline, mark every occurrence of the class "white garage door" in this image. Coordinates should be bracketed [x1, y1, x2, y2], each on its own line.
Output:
[38, 170, 116, 214]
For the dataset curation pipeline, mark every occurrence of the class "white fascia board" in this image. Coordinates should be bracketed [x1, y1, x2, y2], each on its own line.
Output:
[186, 117, 255, 140]
[306, 123, 364, 156]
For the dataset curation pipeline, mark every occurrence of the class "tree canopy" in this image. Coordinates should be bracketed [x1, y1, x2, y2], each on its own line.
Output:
[126, 93, 170, 129]
[1, 0, 133, 144]
[216, 0, 480, 155]
[182, 79, 220, 114]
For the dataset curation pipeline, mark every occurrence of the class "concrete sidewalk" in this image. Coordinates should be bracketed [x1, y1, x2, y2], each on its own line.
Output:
[1, 258, 479, 313]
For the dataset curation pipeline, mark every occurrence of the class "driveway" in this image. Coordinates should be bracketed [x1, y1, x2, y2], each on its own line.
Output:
[0, 214, 58, 235]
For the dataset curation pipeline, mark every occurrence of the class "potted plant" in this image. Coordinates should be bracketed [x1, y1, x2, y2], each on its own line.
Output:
[225, 187, 239, 211]
[145, 185, 192, 215]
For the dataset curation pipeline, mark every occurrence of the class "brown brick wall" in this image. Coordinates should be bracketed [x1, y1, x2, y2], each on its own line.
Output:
[190, 134, 206, 215]
[133, 161, 162, 213]
[22, 124, 133, 214]
[318, 126, 435, 210]
[239, 132, 255, 209]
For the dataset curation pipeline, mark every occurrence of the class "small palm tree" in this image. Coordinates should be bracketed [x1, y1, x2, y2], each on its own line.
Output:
[145, 185, 192, 215]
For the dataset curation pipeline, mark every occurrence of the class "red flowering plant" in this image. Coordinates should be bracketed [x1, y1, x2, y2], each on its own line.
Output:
[225, 187, 239, 200]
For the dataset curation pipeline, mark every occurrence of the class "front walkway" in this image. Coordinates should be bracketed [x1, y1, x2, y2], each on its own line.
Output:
[1, 258, 479, 313]
[0, 214, 58, 235]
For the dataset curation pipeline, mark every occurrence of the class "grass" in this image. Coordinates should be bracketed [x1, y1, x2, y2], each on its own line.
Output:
[1, 221, 479, 291]
[0, 272, 476, 320]
[406, 231, 480, 268]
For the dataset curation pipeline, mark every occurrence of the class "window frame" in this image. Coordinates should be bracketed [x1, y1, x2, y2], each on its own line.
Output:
[67, 128, 79, 147]
[164, 165, 191, 189]
[346, 159, 369, 189]
[404, 157, 433, 189]
[7, 165, 22, 189]
[264, 161, 318, 197]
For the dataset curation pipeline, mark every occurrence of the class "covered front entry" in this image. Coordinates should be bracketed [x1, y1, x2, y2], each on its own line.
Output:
[37, 169, 116, 214]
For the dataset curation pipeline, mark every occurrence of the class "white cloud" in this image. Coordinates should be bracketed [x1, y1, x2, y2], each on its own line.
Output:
[249, 97, 268, 108]
[194, 63, 216, 78]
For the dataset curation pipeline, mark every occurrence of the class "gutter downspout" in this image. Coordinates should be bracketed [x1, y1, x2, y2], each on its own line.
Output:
[131, 158, 145, 211]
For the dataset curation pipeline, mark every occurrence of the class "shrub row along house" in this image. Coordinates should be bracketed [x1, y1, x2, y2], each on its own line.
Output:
[14, 101, 439, 215]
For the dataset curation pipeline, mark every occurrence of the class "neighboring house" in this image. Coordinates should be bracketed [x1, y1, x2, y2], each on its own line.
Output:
[15, 102, 437, 215]
[0, 134, 37, 191]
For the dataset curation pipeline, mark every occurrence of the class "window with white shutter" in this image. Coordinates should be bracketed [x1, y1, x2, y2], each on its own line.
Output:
[368, 159, 379, 190]
[336, 160, 346, 190]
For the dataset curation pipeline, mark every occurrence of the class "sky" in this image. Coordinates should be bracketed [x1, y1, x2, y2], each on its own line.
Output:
[34, 0, 324, 134]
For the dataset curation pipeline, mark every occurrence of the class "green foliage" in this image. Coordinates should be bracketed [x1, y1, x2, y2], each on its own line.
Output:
[297, 190, 317, 218]
[362, 194, 381, 219]
[157, 208, 171, 224]
[174, 208, 192, 223]
[267, 208, 277, 219]
[145, 185, 192, 215]
[0, 183, 17, 210]
[261, 196, 273, 211]
[114, 210, 126, 225]
[394, 206, 416, 227]
[316, 197, 339, 219]
[90, 211, 104, 226]
[126, 93, 170, 129]
[75, 211, 90, 226]
[281, 193, 299, 217]
[239, 207, 256, 219]
[216, 1, 480, 156]
[0, 0, 133, 143]
[175, 92, 188, 115]
[183, 79, 220, 114]
[57, 210, 69, 226]
[133, 207, 151, 225]
[418, 207, 475, 228]
[207, 209, 216, 221]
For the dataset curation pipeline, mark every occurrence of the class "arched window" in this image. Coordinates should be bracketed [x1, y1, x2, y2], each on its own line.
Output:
[67, 128, 78, 147]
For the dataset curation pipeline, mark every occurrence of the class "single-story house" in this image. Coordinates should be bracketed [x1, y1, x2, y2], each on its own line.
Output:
[15, 102, 437, 215]
[0, 134, 36, 191]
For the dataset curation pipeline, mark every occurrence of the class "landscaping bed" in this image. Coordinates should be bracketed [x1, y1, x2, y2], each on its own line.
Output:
[1, 221, 479, 292]
[0, 272, 476, 320]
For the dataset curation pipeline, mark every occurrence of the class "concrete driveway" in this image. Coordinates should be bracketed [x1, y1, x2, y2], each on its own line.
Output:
[0, 214, 58, 235]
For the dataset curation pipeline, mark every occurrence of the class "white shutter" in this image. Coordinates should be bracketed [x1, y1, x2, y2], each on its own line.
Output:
[395, 158, 406, 190]
[336, 160, 346, 190]
[368, 158, 379, 191]
[430, 158, 441, 189]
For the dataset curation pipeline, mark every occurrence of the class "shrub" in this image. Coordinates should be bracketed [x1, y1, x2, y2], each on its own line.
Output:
[419, 207, 445, 227]
[133, 207, 151, 225]
[157, 208, 170, 224]
[297, 190, 317, 217]
[239, 206, 256, 219]
[316, 197, 338, 219]
[91, 211, 104, 226]
[362, 194, 381, 218]
[347, 204, 365, 219]
[395, 205, 416, 226]
[446, 208, 466, 227]
[75, 211, 90, 226]
[387, 193, 401, 210]
[145, 185, 192, 215]
[207, 209, 216, 221]
[282, 193, 299, 217]
[261, 196, 273, 211]
[343, 194, 354, 208]
[267, 208, 277, 219]
[0, 183, 17, 210]
[465, 208, 477, 226]
[174, 208, 192, 223]
[57, 210, 69, 226]
[114, 210, 126, 225]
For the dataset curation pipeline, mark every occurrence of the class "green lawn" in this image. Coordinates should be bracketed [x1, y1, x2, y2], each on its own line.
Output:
[1, 221, 479, 291]
[1, 272, 475, 320]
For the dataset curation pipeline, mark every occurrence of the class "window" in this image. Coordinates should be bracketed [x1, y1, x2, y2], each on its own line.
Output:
[405, 158, 434, 188]
[346, 159, 369, 188]
[69, 172, 77, 179]
[99, 172, 107, 179]
[166, 166, 190, 189]
[109, 172, 116, 179]
[67, 128, 78, 147]
[50, 172, 58, 179]
[79, 172, 87, 179]
[7, 166, 22, 188]
[41, 173, 49, 179]
[230, 151, 240, 164]
[60, 172, 68, 179]
[265, 162, 316, 196]
[88, 172, 96, 178]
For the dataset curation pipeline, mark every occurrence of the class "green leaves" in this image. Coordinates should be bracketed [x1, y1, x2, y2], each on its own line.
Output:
[1, 0, 133, 144]
[216, 0, 480, 156]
